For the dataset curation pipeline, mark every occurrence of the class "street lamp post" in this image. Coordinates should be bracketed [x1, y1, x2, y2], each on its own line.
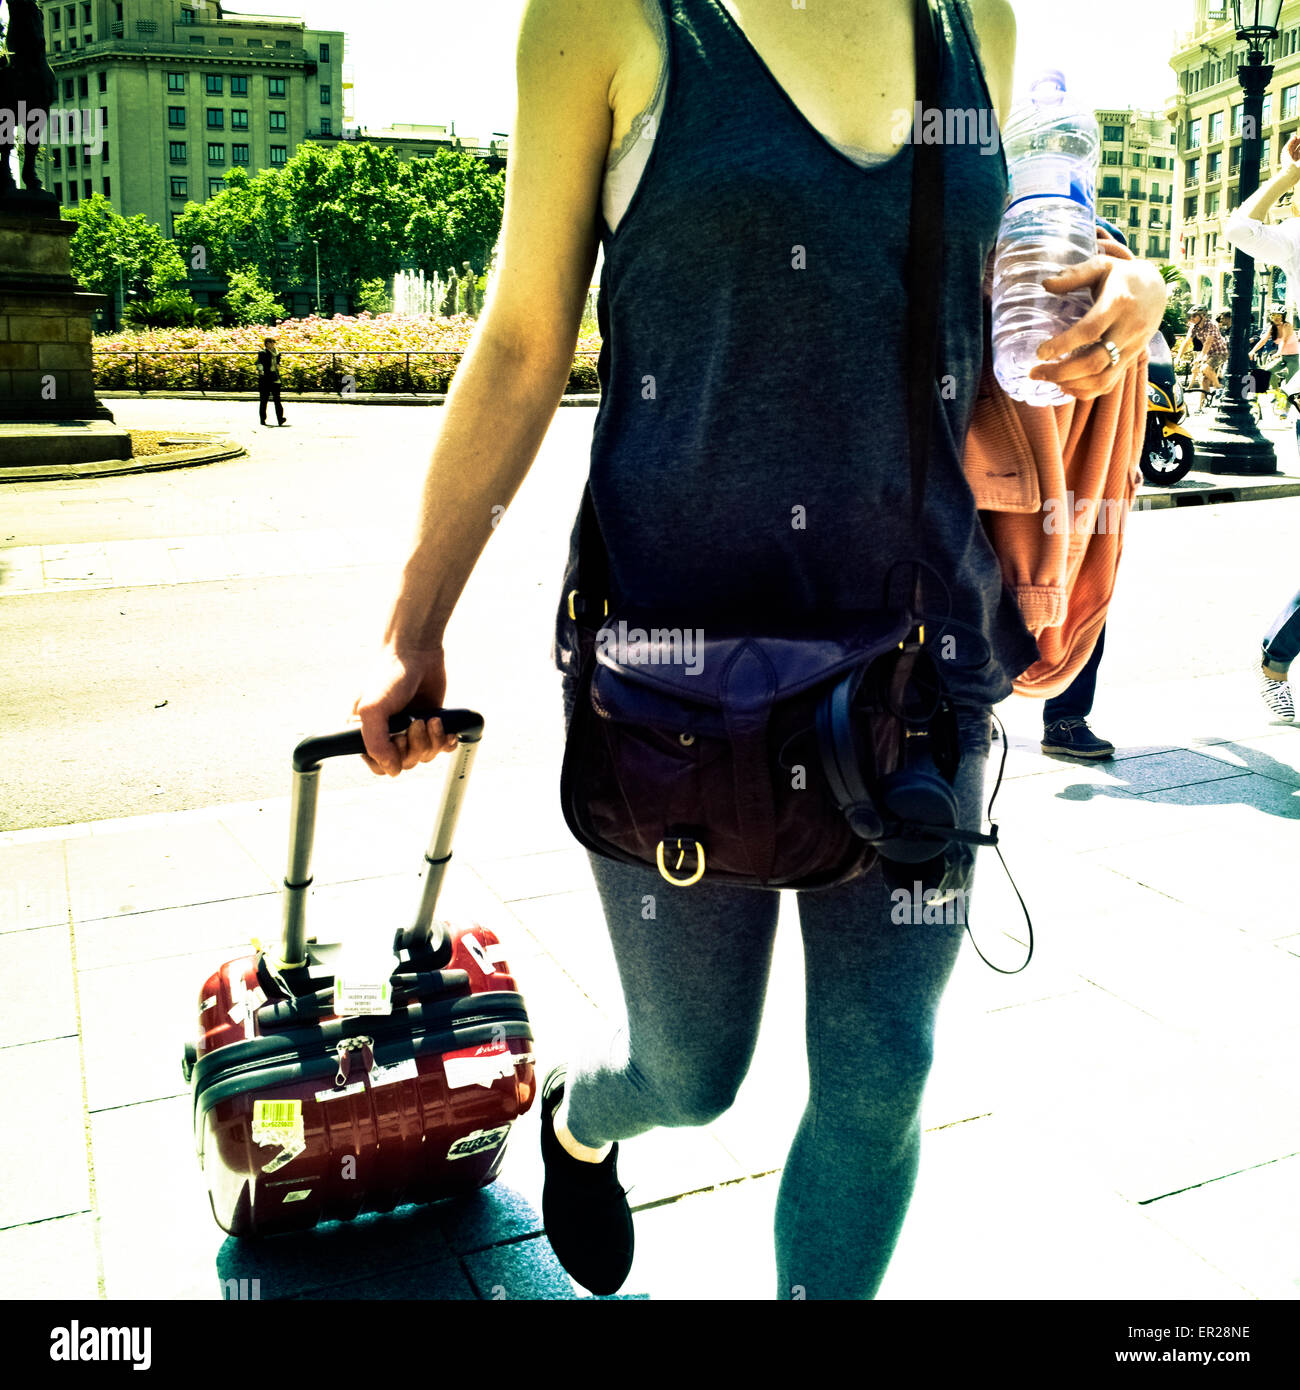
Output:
[1200, 0, 1285, 474]
[313, 239, 322, 317]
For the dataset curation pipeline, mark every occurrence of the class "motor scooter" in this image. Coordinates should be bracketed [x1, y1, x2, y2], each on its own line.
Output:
[1142, 331, 1195, 486]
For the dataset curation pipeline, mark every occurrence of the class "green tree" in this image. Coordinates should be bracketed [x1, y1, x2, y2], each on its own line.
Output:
[223, 265, 288, 326]
[401, 151, 505, 286]
[1158, 263, 1191, 345]
[355, 276, 393, 315]
[173, 167, 299, 288]
[65, 194, 188, 303]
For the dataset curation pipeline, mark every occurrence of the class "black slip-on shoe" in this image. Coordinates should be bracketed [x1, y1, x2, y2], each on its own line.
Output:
[539, 1065, 634, 1296]
[1042, 718, 1115, 759]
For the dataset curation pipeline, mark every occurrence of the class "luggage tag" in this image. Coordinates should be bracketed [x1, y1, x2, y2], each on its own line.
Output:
[316, 941, 397, 1019]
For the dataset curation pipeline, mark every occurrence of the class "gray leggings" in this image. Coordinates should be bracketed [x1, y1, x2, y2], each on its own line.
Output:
[560, 685, 993, 1299]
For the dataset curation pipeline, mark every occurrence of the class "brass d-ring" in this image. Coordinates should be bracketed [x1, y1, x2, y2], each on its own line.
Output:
[656, 838, 705, 887]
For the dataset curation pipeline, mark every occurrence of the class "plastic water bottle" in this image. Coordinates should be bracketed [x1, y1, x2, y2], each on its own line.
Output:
[992, 71, 1101, 406]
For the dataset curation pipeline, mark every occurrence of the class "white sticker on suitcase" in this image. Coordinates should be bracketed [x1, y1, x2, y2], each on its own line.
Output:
[446, 1126, 510, 1161]
[444, 1042, 515, 1090]
[282, 1190, 312, 1204]
[314, 1057, 418, 1102]
[262, 1137, 306, 1174]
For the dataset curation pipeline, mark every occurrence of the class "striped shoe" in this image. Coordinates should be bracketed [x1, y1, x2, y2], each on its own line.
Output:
[1258, 664, 1295, 722]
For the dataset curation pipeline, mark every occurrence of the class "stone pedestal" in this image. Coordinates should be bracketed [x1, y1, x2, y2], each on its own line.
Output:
[0, 210, 117, 424]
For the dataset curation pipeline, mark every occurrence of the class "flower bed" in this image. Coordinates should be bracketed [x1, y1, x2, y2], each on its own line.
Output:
[93, 313, 603, 393]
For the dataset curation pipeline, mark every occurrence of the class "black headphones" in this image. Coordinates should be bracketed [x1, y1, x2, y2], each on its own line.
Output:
[815, 658, 997, 865]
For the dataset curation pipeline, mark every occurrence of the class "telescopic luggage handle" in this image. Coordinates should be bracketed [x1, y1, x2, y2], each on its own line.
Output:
[279, 704, 484, 970]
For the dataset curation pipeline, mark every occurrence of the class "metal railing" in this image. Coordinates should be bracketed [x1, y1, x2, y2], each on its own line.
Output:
[92, 347, 601, 395]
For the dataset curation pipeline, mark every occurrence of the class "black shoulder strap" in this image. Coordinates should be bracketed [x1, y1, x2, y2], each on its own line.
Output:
[575, 0, 946, 624]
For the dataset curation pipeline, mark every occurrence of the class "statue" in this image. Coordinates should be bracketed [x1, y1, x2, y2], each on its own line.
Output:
[461, 259, 476, 316]
[0, 0, 58, 201]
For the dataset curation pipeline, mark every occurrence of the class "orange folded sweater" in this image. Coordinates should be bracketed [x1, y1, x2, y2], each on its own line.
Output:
[961, 346, 1148, 700]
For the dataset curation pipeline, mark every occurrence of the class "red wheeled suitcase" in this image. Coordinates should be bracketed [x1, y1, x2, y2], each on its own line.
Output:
[182, 705, 537, 1237]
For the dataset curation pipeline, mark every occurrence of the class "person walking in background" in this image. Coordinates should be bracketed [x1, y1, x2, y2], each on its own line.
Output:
[1259, 592, 1300, 722]
[256, 333, 287, 427]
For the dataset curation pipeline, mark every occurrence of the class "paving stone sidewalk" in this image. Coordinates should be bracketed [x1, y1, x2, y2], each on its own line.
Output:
[1, 667, 1297, 1301]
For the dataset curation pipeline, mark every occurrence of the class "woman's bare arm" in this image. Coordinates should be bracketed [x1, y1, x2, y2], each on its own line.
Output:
[355, 0, 622, 774]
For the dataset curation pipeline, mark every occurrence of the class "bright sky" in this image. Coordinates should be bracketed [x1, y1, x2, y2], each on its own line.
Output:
[231, 0, 1197, 133]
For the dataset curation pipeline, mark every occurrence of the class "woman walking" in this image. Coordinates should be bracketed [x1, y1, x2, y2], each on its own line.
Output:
[352, 0, 1164, 1300]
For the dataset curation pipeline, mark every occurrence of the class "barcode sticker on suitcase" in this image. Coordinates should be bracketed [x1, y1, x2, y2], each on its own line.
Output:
[333, 976, 392, 1018]
[252, 1099, 303, 1146]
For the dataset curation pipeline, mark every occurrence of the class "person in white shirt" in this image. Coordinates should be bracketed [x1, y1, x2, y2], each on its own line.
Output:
[1224, 135, 1300, 725]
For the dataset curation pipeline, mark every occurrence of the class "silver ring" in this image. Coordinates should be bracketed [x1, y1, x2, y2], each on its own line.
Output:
[1102, 339, 1120, 369]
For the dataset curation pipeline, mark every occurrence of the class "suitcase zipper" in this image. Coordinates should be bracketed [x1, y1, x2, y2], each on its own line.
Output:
[334, 1035, 375, 1087]
[194, 1007, 531, 1112]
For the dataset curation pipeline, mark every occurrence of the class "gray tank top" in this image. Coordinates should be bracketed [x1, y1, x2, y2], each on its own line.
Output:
[558, 0, 1039, 706]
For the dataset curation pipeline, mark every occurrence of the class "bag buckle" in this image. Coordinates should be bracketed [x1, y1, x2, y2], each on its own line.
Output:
[898, 622, 926, 652]
[656, 836, 706, 887]
[567, 589, 609, 622]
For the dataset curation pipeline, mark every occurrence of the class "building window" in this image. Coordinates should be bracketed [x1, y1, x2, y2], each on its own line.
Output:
[114, 1, 122, 17]
[231, 109, 248, 129]
[320, 117, 331, 135]
[219, 36, 233, 45]
[1286, 85, 1300, 120]
[98, 71, 107, 93]
[68, 35, 76, 49]
[1208, 151, 1221, 178]
[67, 147, 77, 168]
[77, 74, 88, 98]
[102, 176, 110, 196]
[1263, 136, 1273, 167]
[320, 43, 330, 62]
[168, 107, 186, 127]
[1208, 111, 1223, 142]
[1232, 103, 1243, 137]
[54, 183, 62, 201]
[1103, 123, 1125, 143]
[269, 111, 286, 131]
[269, 144, 287, 166]
[1187, 157, 1200, 184]
[1185, 195, 1198, 219]
[83, 179, 91, 199]
[1263, 94, 1273, 125]
[208, 178, 224, 198]
[1151, 155, 1166, 170]
[231, 76, 248, 95]
[268, 77, 286, 97]
[1101, 176, 1122, 196]
[170, 176, 188, 197]
[247, 38, 262, 46]
[276, 39, 290, 49]
[180, 5, 194, 22]
[52, 40, 60, 51]
[232, 143, 250, 164]
[169, 141, 187, 161]
[1103, 150, 1122, 166]
[168, 72, 185, 92]
[1102, 203, 1118, 221]
[83, 2, 90, 20]
[101, 141, 109, 160]
[320, 86, 331, 105]
[68, 183, 78, 201]
[1187, 117, 1202, 149]
[206, 74, 223, 95]
[1131, 153, 1143, 168]
[1207, 190, 1220, 216]
[51, 148, 61, 168]
[207, 109, 224, 129]
[52, 11, 60, 28]
[207, 143, 225, 164]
